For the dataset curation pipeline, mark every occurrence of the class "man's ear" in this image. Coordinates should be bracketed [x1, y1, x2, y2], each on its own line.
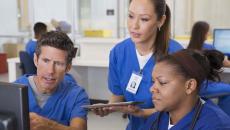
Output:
[185, 79, 197, 95]
[65, 64, 72, 73]
[34, 54, 38, 67]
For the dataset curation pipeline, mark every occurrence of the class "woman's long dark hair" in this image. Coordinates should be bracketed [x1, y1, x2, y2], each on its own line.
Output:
[154, 3, 170, 60]
[187, 21, 210, 50]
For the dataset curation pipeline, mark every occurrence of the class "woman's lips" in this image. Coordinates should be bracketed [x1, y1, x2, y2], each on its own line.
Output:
[131, 32, 141, 38]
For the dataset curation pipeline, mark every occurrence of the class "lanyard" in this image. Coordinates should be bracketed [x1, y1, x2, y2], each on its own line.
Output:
[150, 99, 203, 130]
[139, 69, 143, 74]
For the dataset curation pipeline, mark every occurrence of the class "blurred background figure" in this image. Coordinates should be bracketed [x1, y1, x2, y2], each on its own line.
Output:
[51, 19, 71, 34]
[187, 21, 213, 50]
[187, 21, 230, 67]
[25, 22, 47, 59]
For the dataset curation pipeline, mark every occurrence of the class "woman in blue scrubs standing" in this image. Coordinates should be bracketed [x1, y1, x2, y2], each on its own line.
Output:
[93, 0, 183, 130]
[142, 49, 230, 130]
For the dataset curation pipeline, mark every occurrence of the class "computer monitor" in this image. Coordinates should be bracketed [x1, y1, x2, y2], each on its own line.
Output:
[0, 82, 30, 130]
[213, 29, 230, 57]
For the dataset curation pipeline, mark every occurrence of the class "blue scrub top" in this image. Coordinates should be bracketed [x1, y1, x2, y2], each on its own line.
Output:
[202, 43, 214, 50]
[14, 75, 90, 126]
[200, 80, 230, 117]
[108, 38, 183, 130]
[218, 95, 230, 116]
[25, 39, 37, 59]
[64, 73, 78, 84]
[142, 100, 230, 130]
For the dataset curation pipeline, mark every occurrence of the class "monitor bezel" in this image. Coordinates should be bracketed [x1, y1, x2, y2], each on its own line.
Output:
[0, 82, 30, 130]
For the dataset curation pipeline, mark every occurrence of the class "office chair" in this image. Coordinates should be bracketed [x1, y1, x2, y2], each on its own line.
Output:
[19, 51, 37, 75]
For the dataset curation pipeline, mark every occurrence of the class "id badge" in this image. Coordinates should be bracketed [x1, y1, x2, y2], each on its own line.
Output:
[126, 72, 143, 94]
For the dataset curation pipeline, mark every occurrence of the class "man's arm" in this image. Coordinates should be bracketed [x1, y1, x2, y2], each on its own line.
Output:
[30, 112, 87, 130]
[69, 117, 87, 130]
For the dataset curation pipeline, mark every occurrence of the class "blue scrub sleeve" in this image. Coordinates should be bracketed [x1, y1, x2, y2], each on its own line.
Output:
[199, 80, 230, 98]
[168, 39, 184, 54]
[108, 49, 123, 95]
[25, 41, 36, 59]
[70, 89, 90, 120]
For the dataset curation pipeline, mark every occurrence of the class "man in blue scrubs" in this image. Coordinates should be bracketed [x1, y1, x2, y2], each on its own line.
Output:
[15, 31, 89, 130]
[25, 22, 47, 59]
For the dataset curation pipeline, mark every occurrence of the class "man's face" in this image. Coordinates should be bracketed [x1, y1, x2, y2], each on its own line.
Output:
[34, 46, 71, 94]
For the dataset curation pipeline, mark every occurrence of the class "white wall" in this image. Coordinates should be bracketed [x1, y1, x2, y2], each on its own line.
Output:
[0, 0, 28, 52]
[173, 0, 230, 37]
[33, 0, 73, 23]
[0, 0, 19, 35]
[193, 0, 230, 28]
[173, 0, 190, 36]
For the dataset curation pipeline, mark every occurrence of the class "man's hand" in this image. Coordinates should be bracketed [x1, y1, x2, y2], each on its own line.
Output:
[30, 112, 55, 130]
[30, 112, 87, 130]
[110, 105, 143, 117]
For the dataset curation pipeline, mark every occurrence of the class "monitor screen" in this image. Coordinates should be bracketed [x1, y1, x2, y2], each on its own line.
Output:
[0, 82, 30, 130]
[213, 29, 230, 56]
